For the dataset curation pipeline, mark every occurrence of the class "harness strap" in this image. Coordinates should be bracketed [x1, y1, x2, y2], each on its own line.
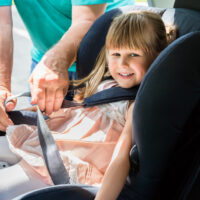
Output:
[6, 86, 139, 109]
[83, 86, 138, 107]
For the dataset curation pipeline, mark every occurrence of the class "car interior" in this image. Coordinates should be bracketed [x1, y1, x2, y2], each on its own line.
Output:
[1, 0, 200, 199]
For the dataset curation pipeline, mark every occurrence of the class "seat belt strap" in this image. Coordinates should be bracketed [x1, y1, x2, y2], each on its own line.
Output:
[37, 106, 70, 184]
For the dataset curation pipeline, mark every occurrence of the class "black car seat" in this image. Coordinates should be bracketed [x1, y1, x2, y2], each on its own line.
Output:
[122, 31, 200, 200]
[77, 4, 200, 199]
[13, 32, 200, 200]
[12, 1, 200, 199]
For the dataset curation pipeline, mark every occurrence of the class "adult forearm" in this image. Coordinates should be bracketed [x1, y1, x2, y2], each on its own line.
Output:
[0, 6, 15, 130]
[44, 3, 107, 70]
[29, 4, 106, 113]
[44, 20, 93, 70]
[0, 11, 13, 91]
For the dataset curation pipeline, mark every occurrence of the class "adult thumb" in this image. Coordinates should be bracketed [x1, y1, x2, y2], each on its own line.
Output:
[6, 100, 16, 112]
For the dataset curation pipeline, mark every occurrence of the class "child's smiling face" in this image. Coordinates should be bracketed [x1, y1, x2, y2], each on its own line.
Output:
[107, 48, 154, 88]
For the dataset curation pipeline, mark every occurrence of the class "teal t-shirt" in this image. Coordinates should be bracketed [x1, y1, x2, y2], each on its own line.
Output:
[0, 0, 134, 71]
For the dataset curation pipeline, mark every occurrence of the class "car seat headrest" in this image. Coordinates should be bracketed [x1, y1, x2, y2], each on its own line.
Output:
[174, 0, 200, 12]
[162, 8, 200, 37]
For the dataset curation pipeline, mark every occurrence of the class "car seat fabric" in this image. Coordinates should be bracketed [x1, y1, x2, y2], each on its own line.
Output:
[174, 0, 200, 11]
[13, 185, 97, 200]
[160, 102, 200, 200]
[117, 31, 200, 200]
[162, 8, 200, 37]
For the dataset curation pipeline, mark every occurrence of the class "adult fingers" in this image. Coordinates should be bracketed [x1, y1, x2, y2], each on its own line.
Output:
[30, 82, 46, 110]
[53, 88, 65, 111]
[45, 88, 56, 115]
[5, 100, 17, 112]
[36, 90, 46, 111]
[0, 124, 6, 132]
[29, 74, 46, 107]
[0, 90, 15, 131]
[0, 106, 14, 131]
[0, 89, 17, 112]
[32, 86, 46, 111]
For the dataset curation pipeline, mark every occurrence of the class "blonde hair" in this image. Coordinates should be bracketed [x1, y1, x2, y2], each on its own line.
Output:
[73, 46, 110, 100]
[73, 10, 177, 101]
[106, 10, 176, 56]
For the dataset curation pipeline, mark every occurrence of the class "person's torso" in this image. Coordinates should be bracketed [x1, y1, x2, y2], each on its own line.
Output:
[13, 0, 134, 68]
[14, 0, 72, 63]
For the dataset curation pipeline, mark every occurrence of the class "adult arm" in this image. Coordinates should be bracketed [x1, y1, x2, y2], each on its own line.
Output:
[29, 4, 107, 115]
[95, 103, 134, 200]
[0, 6, 15, 131]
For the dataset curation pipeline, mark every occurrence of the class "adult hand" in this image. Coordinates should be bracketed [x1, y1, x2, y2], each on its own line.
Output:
[29, 4, 107, 115]
[0, 87, 15, 131]
[29, 48, 69, 115]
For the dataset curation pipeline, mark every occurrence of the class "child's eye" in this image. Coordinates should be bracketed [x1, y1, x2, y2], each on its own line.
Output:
[130, 53, 139, 57]
[112, 53, 120, 57]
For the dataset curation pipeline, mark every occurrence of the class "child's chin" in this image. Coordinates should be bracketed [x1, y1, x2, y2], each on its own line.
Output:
[119, 83, 135, 89]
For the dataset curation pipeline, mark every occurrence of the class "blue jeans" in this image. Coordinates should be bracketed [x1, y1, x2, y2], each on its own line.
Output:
[30, 59, 38, 73]
[30, 59, 76, 100]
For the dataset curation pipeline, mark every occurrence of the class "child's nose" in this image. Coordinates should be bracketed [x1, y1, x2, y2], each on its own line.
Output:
[120, 58, 129, 68]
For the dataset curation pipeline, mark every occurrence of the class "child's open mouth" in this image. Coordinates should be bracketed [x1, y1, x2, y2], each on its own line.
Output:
[119, 73, 134, 78]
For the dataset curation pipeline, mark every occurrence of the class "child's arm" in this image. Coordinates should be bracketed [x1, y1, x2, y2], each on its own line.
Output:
[95, 103, 134, 200]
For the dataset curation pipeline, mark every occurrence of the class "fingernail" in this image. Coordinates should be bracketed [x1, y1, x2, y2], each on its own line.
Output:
[31, 99, 36, 105]
[6, 104, 14, 111]
[9, 104, 14, 109]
